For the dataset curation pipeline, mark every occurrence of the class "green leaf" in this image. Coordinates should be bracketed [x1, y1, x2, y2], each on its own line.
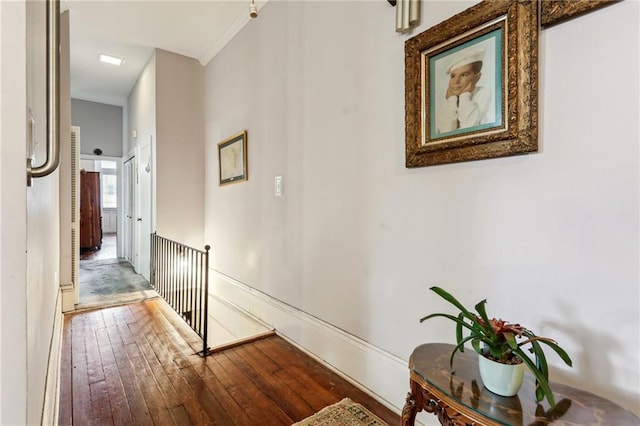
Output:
[449, 335, 477, 369]
[420, 312, 462, 325]
[419, 313, 478, 335]
[536, 339, 573, 367]
[504, 332, 518, 350]
[474, 299, 496, 338]
[456, 313, 465, 350]
[513, 347, 556, 407]
[471, 339, 482, 355]
[429, 287, 477, 322]
[530, 340, 549, 382]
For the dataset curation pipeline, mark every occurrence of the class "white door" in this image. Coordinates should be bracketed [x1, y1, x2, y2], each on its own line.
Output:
[136, 137, 152, 280]
[123, 156, 136, 263]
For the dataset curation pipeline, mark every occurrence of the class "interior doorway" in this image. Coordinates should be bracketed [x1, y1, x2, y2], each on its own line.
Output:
[77, 157, 154, 310]
[79, 158, 118, 260]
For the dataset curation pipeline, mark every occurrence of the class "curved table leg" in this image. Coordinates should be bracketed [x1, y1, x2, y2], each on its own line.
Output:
[402, 392, 418, 426]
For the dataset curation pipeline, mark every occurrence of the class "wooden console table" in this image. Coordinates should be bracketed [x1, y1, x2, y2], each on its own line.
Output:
[402, 343, 639, 425]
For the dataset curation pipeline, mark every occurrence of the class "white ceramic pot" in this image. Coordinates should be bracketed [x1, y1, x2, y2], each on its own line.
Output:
[478, 355, 525, 397]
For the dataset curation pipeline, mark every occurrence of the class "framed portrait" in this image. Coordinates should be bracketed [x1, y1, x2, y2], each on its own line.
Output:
[217, 130, 248, 185]
[405, 0, 538, 167]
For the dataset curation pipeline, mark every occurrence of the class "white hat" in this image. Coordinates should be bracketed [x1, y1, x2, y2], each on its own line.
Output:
[445, 47, 485, 74]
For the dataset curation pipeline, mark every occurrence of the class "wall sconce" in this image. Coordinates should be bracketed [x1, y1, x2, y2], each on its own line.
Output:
[250, 0, 258, 18]
[393, 0, 420, 33]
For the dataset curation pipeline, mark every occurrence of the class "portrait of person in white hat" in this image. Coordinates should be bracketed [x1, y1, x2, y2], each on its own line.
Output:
[435, 45, 493, 134]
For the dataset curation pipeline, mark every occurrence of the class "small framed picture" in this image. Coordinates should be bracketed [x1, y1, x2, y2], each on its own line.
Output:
[217, 131, 248, 185]
[405, 0, 538, 167]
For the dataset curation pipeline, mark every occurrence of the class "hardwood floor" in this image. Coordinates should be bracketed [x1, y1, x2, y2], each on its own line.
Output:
[58, 299, 401, 425]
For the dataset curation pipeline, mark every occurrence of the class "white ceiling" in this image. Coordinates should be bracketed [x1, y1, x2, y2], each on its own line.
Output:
[65, 1, 262, 106]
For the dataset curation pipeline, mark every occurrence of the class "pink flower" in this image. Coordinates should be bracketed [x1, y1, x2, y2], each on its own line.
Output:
[478, 317, 526, 337]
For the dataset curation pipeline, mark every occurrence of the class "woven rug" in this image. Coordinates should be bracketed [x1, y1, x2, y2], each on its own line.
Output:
[293, 398, 388, 426]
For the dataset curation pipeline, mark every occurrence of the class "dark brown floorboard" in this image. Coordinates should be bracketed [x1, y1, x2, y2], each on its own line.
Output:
[59, 299, 401, 425]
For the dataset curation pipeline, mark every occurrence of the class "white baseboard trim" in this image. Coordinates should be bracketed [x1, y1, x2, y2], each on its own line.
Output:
[209, 270, 411, 415]
[42, 289, 63, 426]
[60, 281, 76, 313]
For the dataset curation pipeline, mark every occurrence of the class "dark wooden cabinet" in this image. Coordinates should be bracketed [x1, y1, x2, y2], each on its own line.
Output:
[80, 171, 102, 250]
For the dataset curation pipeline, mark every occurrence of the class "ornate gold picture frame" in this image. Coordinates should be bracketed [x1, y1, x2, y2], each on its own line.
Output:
[541, 0, 620, 28]
[218, 130, 248, 185]
[405, 0, 538, 167]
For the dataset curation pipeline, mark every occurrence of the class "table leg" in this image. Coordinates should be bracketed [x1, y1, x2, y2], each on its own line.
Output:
[402, 391, 418, 426]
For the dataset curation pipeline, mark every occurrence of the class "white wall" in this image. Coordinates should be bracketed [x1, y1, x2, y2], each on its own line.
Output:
[71, 98, 123, 157]
[127, 49, 205, 250]
[203, 0, 639, 419]
[0, 1, 28, 423]
[25, 1, 64, 423]
[0, 0, 64, 423]
[127, 53, 156, 159]
[155, 49, 205, 248]
[127, 53, 157, 277]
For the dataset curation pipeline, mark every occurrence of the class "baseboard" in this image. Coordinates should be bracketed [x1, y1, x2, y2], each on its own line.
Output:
[209, 270, 410, 415]
[60, 283, 75, 313]
[41, 289, 63, 425]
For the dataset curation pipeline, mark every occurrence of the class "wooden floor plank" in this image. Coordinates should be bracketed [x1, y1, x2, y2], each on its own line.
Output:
[96, 325, 134, 425]
[253, 338, 338, 411]
[205, 351, 294, 425]
[140, 301, 197, 367]
[104, 308, 154, 426]
[136, 312, 213, 424]
[59, 299, 401, 426]
[89, 380, 113, 425]
[129, 318, 184, 409]
[232, 342, 331, 414]
[255, 336, 401, 425]
[153, 301, 203, 356]
[85, 316, 106, 385]
[180, 397, 214, 426]
[132, 303, 215, 425]
[168, 404, 194, 426]
[89, 308, 107, 329]
[229, 345, 315, 420]
[123, 340, 176, 426]
[179, 364, 236, 424]
[70, 315, 93, 426]
[186, 355, 251, 425]
[123, 305, 184, 425]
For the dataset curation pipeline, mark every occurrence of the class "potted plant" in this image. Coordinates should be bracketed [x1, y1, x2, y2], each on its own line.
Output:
[420, 286, 572, 407]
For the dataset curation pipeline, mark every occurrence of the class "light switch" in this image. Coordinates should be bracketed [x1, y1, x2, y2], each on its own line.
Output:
[275, 176, 283, 196]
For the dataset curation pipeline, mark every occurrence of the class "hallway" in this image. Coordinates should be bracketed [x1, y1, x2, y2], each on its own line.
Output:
[58, 299, 400, 425]
[78, 234, 156, 310]
[76, 233, 273, 349]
